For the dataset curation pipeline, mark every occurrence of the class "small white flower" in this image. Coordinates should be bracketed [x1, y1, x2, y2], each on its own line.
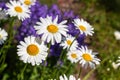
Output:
[106, 68, 110, 71]
[114, 31, 120, 40]
[0, 8, 8, 20]
[112, 62, 119, 70]
[6, 0, 31, 21]
[73, 18, 94, 36]
[67, 50, 80, 63]
[17, 36, 48, 66]
[20, 0, 36, 7]
[60, 34, 78, 50]
[60, 74, 80, 80]
[34, 15, 68, 45]
[117, 57, 120, 63]
[0, 28, 8, 45]
[79, 46, 100, 68]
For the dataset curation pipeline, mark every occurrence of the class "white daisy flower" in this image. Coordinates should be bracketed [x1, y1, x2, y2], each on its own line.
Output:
[0, 28, 8, 45]
[20, 0, 36, 7]
[79, 46, 100, 68]
[34, 15, 68, 45]
[60, 74, 80, 80]
[114, 31, 120, 40]
[17, 36, 48, 66]
[67, 50, 80, 63]
[73, 18, 94, 36]
[6, 0, 31, 21]
[112, 62, 119, 70]
[113, 57, 120, 69]
[60, 34, 78, 50]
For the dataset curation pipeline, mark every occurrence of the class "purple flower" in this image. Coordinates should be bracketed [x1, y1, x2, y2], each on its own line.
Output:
[48, 4, 62, 22]
[49, 43, 62, 57]
[0, 2, 8, 10]
[16, 1, 85, 57]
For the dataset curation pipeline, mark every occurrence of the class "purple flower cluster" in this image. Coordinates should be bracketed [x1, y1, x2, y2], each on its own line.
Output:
[5, 1, 83, 57]
[15, 1, 85, 57]
[0, 2, 7, 9]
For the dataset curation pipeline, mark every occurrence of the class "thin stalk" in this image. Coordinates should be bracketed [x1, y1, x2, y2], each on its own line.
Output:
[18, 64, 28, 80]
[40, 42, 51, 79]
[68, 32, 80, 51]
[64, 63, 73, 74]
[0, 18, 15, 65]
[78, 66, 82, 78]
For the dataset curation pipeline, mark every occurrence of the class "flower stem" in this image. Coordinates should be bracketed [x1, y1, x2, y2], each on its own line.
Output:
[18, 64, 27, 80]
[68, 32, 80, 50]
[0, 17, 15, 65]
[78, 66, 82, 78]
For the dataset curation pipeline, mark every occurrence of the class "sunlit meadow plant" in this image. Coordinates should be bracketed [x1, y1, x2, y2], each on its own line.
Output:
[0, 0, 100, 80]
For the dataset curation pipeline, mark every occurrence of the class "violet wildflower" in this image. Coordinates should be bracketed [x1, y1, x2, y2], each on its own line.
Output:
[16, 1, 85, 57]
[0, 2, 7, 10]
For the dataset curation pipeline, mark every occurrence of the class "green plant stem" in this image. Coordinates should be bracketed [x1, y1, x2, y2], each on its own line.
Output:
[0, 18, 15, 65]
[40, 65, 45, 80]
[64, 63, 73, 74]
[59, 48, 67, 61]
[78, 66, 82, 78]
[68, 32, 80, 50]
[39, 42, 52, 79]
[48, 42, 51, 54]
[52, 49, 66, 79]
[18, 64, 27, 80]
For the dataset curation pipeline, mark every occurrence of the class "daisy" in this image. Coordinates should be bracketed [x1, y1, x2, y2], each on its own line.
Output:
[20, 0, 36, 7]
[73, 18, 94, 36]
[34, 15, 68, 45]
[79, 46, 100, 68]
[0, 28, 8, 45]
[112, 56, 120, 69]
[60, 34, 78, 50]
[60, 74, 80, 80]
[67, 50, 80, 63]
[6, 0, 31, 21]
[112, 62, 119, 70]
[17, 36, 48, 66]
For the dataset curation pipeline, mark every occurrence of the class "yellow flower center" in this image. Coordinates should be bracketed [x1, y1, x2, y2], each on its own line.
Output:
[24, 0, 31, 5]
[27, 44, 39, 56]
[82, 53, 92, 61]
[79, 25, 86, 31]
[67, 40, 72, 45]
[71, 53, 77, 58]
[14, 6, 23, 13]
[47, 25, 58, 33]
